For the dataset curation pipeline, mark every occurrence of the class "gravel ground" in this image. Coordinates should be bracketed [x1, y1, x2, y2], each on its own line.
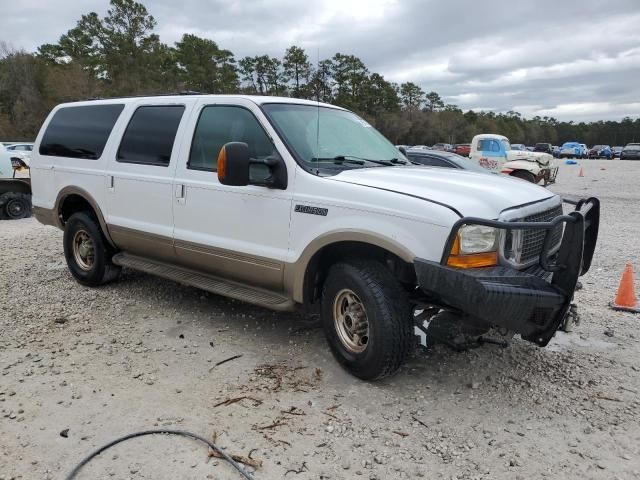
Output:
[1, 160, 639, 480]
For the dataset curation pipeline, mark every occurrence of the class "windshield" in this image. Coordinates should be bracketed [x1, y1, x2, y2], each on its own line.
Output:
[262, 103, 405, 169]
[625, 144, 640, 150]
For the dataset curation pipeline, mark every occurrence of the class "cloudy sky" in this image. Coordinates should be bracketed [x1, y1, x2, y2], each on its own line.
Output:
[5, 0, 640, 122]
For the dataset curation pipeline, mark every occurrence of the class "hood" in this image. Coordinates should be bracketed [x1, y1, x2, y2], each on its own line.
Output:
[507, 150, 552, 165]
[329, 166, 554, 219]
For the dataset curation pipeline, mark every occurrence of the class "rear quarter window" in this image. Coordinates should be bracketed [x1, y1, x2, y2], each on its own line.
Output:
[39, 104, 125, 159]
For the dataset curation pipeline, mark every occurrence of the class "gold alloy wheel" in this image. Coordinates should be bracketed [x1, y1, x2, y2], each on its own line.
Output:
[333, 288, 370, 353]
[72, 230, 95, 271]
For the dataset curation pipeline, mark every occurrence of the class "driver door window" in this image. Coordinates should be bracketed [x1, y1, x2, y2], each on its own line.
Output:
[188, 105, 277, 182]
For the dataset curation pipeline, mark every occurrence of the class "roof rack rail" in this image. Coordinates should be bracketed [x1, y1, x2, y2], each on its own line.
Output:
[83, 91, 206, 101]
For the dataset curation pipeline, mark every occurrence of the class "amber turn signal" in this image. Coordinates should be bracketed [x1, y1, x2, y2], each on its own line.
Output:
[447, 235, 498, 268]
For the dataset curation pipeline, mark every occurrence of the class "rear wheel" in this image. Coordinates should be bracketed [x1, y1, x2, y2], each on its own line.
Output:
[0, 193, 31, 220]
[63, 212, 120, 286]
[511, 170, 536, 183]
[321, 260, 413, 380]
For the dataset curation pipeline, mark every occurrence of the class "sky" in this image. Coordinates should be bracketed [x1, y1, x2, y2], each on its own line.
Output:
[4, 0, 640, 122]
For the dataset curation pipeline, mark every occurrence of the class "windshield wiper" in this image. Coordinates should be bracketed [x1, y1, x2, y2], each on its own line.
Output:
[311, 155, 404, 166]
[388, 157, 410, 165]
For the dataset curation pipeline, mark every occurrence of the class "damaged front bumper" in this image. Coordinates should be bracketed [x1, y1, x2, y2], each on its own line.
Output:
[414, 197, 600, 346]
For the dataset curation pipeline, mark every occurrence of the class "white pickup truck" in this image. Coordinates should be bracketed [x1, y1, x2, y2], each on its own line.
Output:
[470, 134, 558, 185]
[30, 95, 599, 379]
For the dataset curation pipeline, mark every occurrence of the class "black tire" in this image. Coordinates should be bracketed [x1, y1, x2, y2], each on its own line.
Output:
[0, 192, 31, 220]
[63, 211, 120, 286]
[511, 170, 536, 183]
[320, 260, 413, 380]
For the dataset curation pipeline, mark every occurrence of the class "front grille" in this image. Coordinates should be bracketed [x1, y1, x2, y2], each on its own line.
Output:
[519, 205, 564, 264]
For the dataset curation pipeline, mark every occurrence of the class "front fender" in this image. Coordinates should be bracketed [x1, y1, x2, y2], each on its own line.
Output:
[503, 160, 546, 175]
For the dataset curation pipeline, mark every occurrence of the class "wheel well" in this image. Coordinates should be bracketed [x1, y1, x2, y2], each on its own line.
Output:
[510, 170, 536, 181]
[0, 180, 31, 196]
[59, 194, 96, 225]
[302, 241, 416, 305]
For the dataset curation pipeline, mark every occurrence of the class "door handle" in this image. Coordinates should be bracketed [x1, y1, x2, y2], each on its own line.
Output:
[175, 184, 186, 204]
[107, 175, 115, 192]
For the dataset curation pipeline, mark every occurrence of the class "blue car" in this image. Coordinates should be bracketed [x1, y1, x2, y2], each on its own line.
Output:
[559, 142, 586, 159]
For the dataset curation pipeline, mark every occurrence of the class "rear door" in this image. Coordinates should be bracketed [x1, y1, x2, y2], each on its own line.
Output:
[104, 99, 193, 262]
[171, 98, 293, 290]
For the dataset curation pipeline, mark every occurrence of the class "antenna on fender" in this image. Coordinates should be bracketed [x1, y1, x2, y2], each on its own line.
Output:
[314, 47, 321, 176]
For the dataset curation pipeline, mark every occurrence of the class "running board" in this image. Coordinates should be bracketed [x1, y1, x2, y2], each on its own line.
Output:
[112, 253, 296, 311]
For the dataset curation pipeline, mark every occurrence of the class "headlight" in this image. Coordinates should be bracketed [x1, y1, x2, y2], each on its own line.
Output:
[447, 225, 498, 268]
[458, 225, 497, 254]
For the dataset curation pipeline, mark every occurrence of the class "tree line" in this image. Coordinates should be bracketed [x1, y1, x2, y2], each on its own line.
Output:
[1, 0, 638, 147]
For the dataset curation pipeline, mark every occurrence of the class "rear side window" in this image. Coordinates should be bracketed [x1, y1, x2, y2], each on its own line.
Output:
[408, 154, 452, 168]
[117, 105, 185, 166]
[39, 104, 124, 159]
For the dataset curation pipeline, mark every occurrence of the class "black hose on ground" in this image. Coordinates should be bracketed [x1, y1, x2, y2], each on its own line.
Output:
[64, 429, 256, 480]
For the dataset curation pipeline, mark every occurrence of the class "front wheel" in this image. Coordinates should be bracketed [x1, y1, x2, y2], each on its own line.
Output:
[63, 212, 120, 286]
[321, 260, 413, 380]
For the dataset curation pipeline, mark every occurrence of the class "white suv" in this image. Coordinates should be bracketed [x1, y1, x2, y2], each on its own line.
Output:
[30, 95, 600, 379]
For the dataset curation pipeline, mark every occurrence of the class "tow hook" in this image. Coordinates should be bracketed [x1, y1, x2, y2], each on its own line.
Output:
[561, 303, 580, 332]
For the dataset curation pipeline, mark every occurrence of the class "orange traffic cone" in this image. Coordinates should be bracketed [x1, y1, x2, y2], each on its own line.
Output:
[579, 167, 584, 177]
[610, 264, 640, 313]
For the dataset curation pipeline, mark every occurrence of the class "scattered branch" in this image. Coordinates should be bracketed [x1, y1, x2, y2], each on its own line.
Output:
[208, 432, 263, 469]
[284, 462, 308, 476]
[209, 354, 243, 371]
[213, 396, 262, 408]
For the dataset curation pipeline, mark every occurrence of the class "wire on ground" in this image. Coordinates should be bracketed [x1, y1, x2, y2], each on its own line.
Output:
[65, 429, 256, 480]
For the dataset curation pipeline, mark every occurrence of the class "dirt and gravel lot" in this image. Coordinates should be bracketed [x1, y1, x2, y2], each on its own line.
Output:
[1, 160, 639, 480]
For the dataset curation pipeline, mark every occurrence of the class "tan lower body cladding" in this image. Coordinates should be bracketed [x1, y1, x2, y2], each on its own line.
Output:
[108, 224, 285, 291]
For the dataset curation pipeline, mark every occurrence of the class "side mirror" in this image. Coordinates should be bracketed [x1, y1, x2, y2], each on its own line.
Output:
[217, 142, 250, 186]
[398, 146, 407, 156]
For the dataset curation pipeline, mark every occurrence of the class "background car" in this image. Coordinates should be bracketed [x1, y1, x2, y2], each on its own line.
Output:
[431, 143, 452, 151]
[452, 143, 471, 156]
[559, 141, 586, 159]
[612, 146, 623, 158]
[552, 145, 561, 158]
[534, 143, 553, 154]
[406, 149, 491, 174]
[588, 145, 612, 159]
[2, 142, 33, 166]
[620, 143, 640, 160]
[511, 143, 527, 151]
[5, 143, 34, 153]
